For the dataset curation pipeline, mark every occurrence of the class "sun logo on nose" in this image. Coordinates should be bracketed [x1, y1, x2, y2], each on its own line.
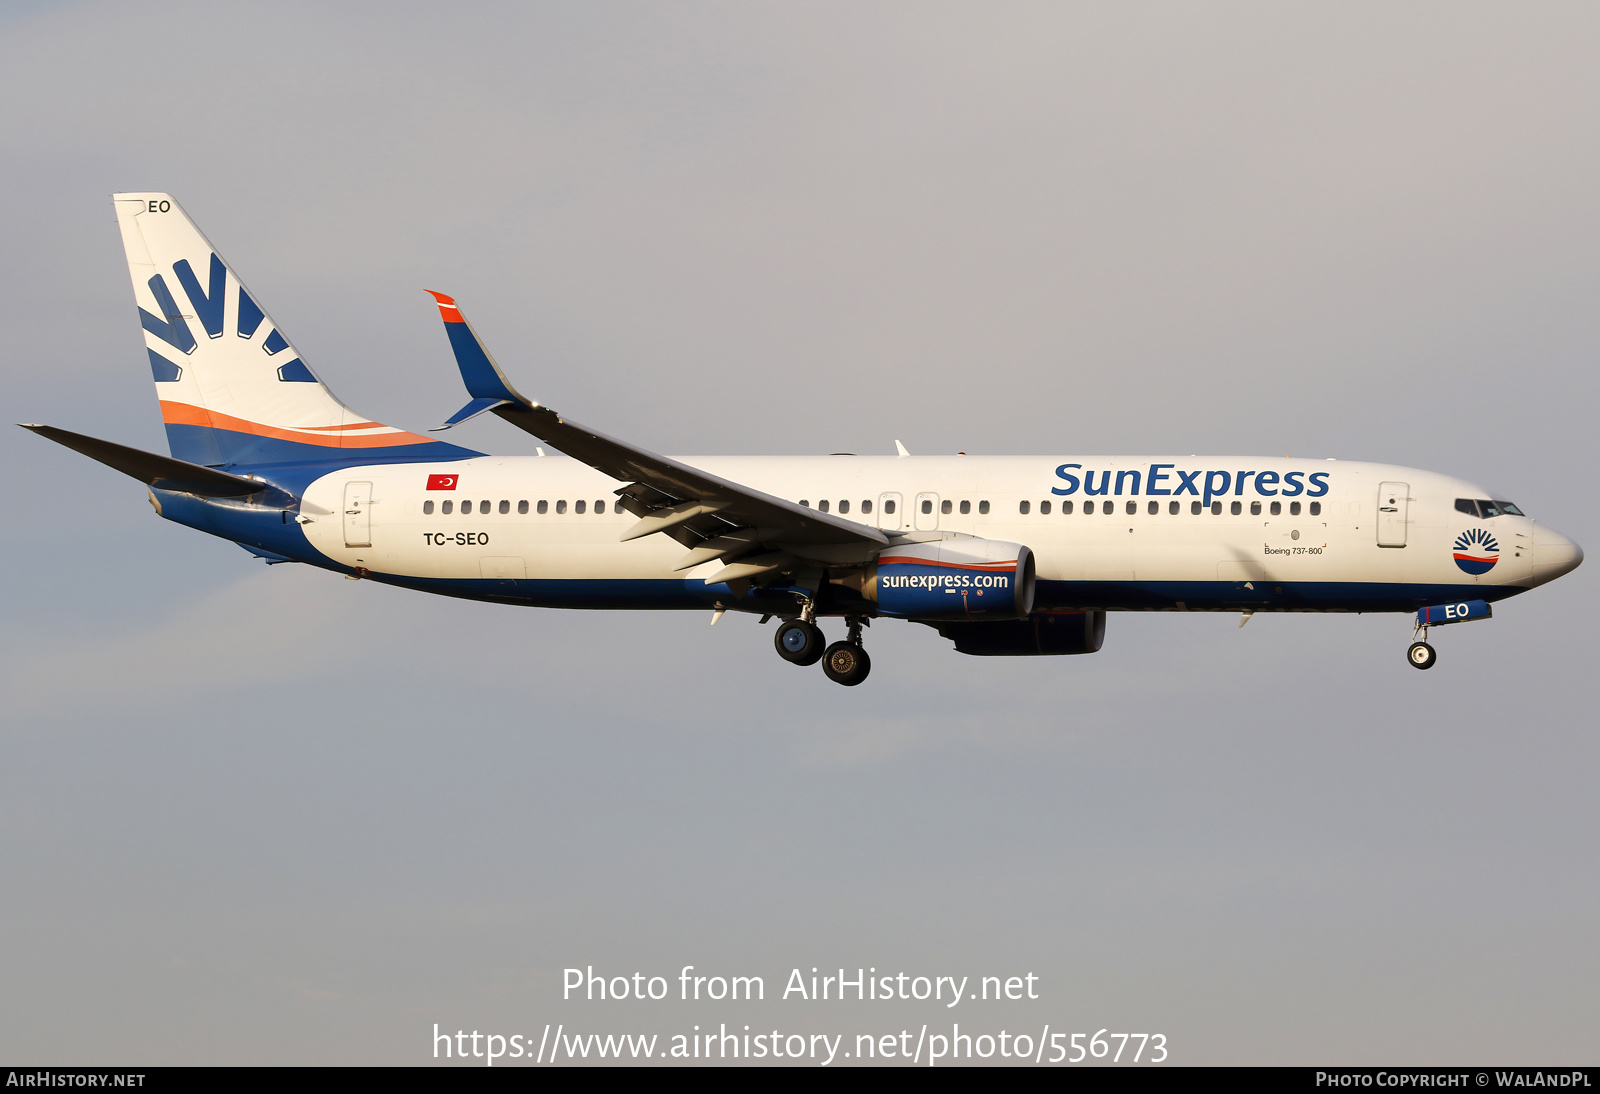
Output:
[1453, 527, 1500, 575]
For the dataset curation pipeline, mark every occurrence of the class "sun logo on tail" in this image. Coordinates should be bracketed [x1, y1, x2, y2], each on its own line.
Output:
[1453, 527, 1499, 575]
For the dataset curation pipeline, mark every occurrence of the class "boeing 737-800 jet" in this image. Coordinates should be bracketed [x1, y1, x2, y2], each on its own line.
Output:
[23, 194, 1584, 685]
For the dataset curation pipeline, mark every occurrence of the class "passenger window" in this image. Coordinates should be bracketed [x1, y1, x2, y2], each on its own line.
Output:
[594, 500, 604, 514]
[1251, 501, 1261, 516]
[1270, 501, 1281, 516]
[839, 500, 850, 514]
[1039, 500, 1050, 515]
[960, 500, 971, 515]
[941, 499, 952, 515]
[1309, 501, 1321, 516]
[978, 500, 989, 515]
[537, 500, 548, 514]
[799, 500, 810, 508]
[479, 500, 490, 515]
[1289, 501, 1301, 516]
[1191, 501, 1202, 515]
[884, 500, 896, 514]
[499, 500, 509, 514]
[441, 500, 453, 515]
[460, 499, 471, 513]
[1019, 500, 1030, 515]
[921, 499, 933, 515]
[1210, 502, 1220, 514]
[1083, 501, 1094, 516]
[575, 500, 586, 514]
[518, 500, 529, 515]
[1126, 501, 1136, 515]
[862, 500, 873, 514]
[1102, 500, 1113, 515]
[1230, 501, 1241, 515]
[819, 500, 830, 513]
[1148, 501, 1158, 515]
[423, 500, 434, 515]
[1169, 501, 1179, 515]
[1062, 500, 1074, 514]
[556, 500, 567, 514]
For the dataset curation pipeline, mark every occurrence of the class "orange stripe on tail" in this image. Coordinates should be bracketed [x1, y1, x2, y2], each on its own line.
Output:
[159, 402, 436, 449]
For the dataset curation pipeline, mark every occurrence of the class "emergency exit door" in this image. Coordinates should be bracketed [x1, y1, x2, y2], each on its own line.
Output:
[877, 492, 904, 532]
[343, 481, 372, 547]
[1376, 481, 1409, 547]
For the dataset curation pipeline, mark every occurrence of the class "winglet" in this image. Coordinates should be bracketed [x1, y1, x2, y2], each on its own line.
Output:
[427, 291, 535, 429]
[895, 439, 910, 457]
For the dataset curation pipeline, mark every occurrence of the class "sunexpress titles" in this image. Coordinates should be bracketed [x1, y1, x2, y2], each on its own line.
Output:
[1052, 464, 1333, 508]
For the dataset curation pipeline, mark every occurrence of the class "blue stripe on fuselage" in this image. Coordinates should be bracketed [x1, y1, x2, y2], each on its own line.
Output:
[152, 492, 1533, 615]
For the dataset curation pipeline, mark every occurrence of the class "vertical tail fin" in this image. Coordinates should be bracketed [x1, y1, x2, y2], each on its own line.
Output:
[113, 193, 475, 467]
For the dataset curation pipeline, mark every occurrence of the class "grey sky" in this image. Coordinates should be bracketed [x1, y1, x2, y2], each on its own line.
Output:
[2, 1, 1596, 1064]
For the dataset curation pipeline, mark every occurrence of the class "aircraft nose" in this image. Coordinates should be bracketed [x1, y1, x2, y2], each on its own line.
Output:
[1532, 526, 1583, 585]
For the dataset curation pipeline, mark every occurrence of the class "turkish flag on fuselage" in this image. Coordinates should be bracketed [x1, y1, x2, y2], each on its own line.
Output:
[426, 474, 459, 490]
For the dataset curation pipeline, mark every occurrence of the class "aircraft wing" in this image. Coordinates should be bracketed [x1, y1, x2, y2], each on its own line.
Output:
[425, 292, 887, 580]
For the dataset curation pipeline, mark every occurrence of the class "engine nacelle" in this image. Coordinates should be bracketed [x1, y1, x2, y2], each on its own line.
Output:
[932, 611, 1107, 656]
[863, 538, 1035, 621]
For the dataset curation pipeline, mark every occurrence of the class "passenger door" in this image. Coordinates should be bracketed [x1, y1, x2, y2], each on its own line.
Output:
[1377, 482, 1409, 547]
[914, 492, 940, 531]
[343, 481, 372, 548]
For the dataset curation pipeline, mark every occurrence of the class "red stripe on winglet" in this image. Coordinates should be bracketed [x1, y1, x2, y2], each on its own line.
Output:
[426, 289, 464, 323]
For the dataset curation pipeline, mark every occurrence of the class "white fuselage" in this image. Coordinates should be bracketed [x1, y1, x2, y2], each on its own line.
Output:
[294, 454, 1572, 614]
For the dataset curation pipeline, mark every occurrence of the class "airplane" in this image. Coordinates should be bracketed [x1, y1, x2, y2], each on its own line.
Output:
[22, 194, 1584, 686]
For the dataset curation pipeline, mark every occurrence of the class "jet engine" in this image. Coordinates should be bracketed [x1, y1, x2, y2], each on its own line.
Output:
[836, 537, 1035, 621]
[931, 610, 1107, 656]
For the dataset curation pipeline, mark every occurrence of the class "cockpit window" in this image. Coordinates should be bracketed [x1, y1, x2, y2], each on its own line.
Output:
[1456, 498, 1526, 518]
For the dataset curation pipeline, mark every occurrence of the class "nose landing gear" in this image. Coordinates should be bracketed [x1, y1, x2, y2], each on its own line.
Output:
[1407, 640, 1437, 670]
[1406, 619, 1437, 670]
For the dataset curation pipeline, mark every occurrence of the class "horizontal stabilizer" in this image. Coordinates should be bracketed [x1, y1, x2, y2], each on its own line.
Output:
[20, 424, 268, 497]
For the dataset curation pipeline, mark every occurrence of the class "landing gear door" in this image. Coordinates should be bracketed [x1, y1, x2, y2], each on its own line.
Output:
[877, 492, 905, 532]
[343, 481, 373, 548]
[1377, 481, 1409, 547]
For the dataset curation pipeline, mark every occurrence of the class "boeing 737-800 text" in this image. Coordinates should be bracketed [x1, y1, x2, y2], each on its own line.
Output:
[23, 195, 1584, 685]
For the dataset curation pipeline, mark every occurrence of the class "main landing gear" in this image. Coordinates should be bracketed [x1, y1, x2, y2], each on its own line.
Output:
[774, 619, 825, 666]
[773, 612, 871, 686]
